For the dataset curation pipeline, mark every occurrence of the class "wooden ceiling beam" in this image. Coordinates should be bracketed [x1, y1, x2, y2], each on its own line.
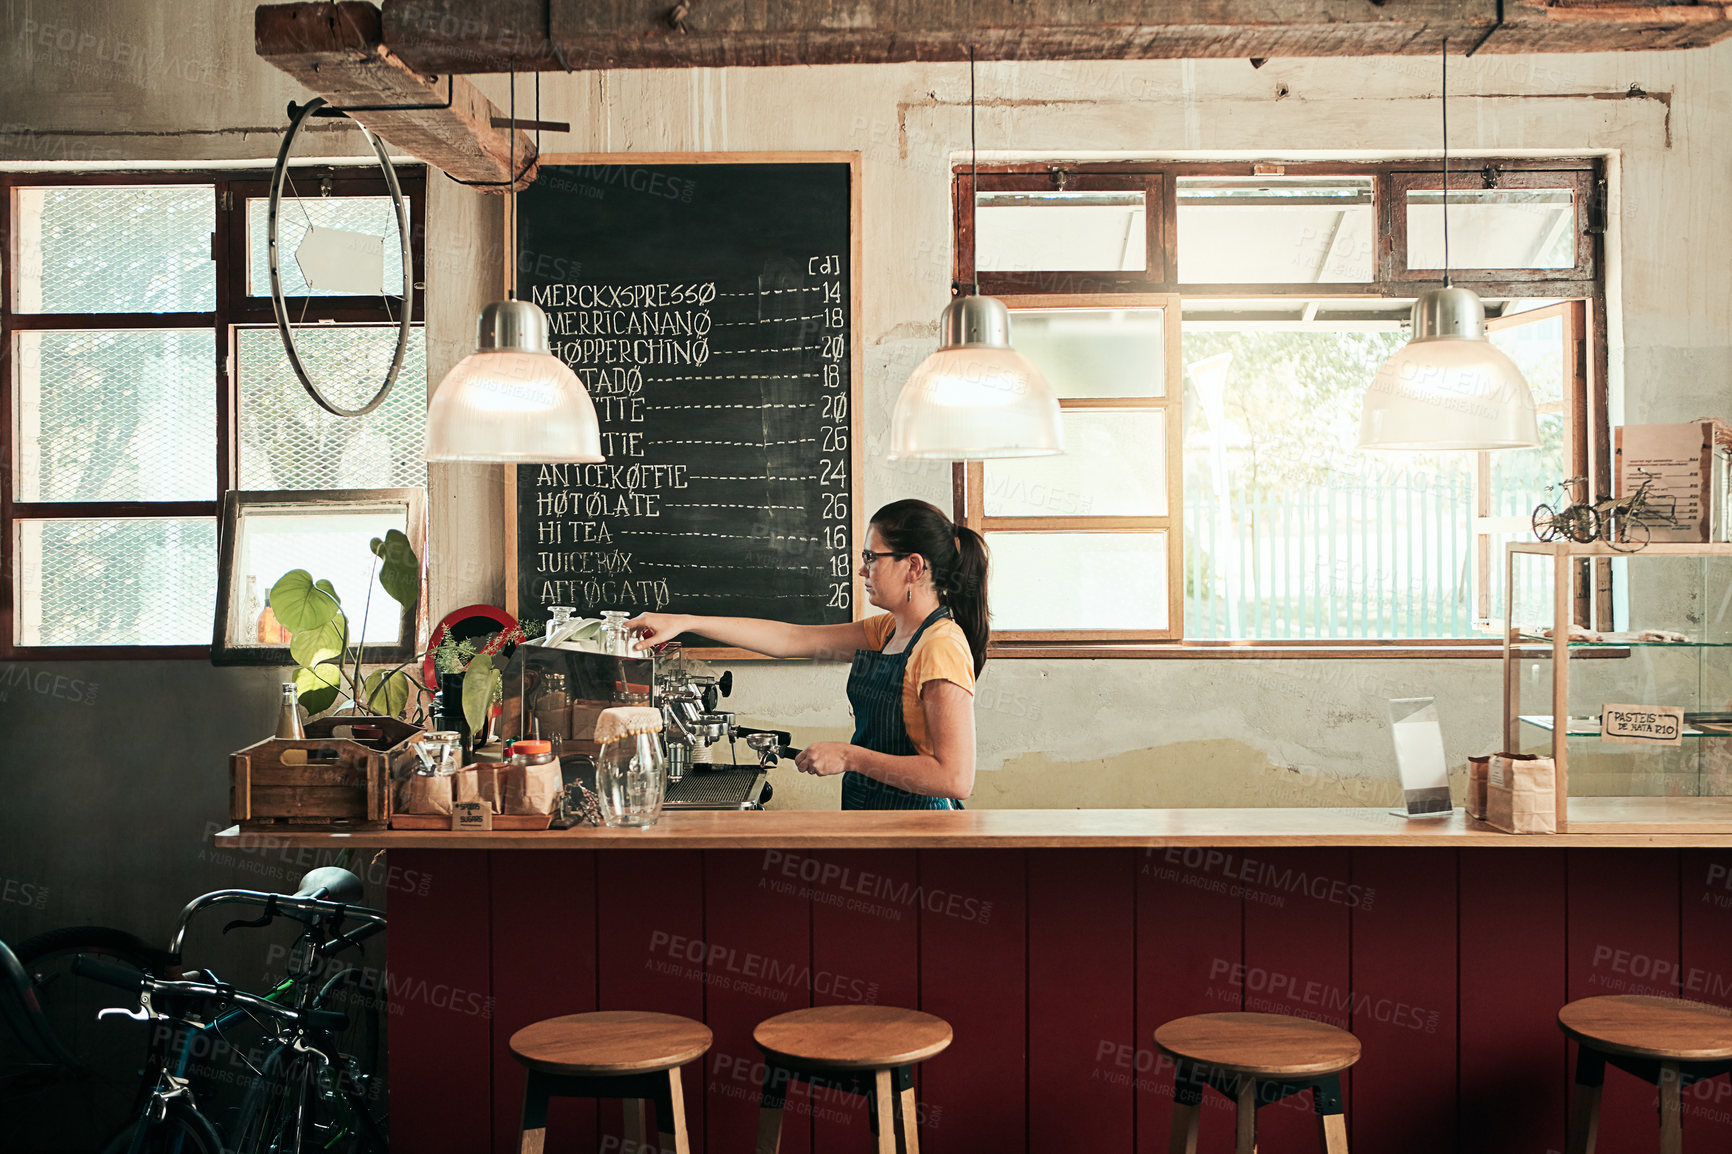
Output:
[256, 2, 536, 193]
[378, 0, 1732, 73]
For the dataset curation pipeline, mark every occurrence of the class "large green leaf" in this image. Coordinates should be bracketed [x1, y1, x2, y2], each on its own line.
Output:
[369, 530, 420, 611]
[270, 570, 342, 634]
[361, 668, 412, 718]
[289, 615, 346, 671]
[294, 663, 343, 716]
[462, 652, 500, 736]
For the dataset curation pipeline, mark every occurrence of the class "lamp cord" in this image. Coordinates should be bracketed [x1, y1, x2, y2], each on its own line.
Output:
[970, 45, 979, 298]
[1441, 39, 1452, 288]
[509, 70, 517, 300]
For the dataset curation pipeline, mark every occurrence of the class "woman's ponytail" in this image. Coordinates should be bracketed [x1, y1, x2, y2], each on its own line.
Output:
[868, 499, 991, 676]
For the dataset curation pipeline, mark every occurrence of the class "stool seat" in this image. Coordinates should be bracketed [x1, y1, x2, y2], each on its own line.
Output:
[510, 1010, 712, 1076]
[1559, 995, 1732, 1063]
[754, 1006, 952, 1071]
[1155, 1012, 1362, 1079]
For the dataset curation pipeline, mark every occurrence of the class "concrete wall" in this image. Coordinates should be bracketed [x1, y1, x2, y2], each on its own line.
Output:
[2, 1, 1729, 936]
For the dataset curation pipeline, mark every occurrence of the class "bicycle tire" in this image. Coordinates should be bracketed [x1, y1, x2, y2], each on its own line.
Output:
[1532, 504, 1559, 542]
[100, 1099, 224, 1154]
[233, 1039, 386, 1154]
[1606, 514, 1652, 553]
[8, 927, 171, 1151]
[1564, 505, 1601, 544]
[267, 96, 414, 418]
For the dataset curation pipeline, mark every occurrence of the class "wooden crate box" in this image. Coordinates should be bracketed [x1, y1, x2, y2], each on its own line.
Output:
[231, 716, 423, 829]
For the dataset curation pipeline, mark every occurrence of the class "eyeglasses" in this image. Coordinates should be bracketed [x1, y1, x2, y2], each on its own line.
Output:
[860, 550, 904, 569]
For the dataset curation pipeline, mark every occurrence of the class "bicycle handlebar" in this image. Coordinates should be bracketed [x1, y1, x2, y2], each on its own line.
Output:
[75, 955, 351, 1034]
[168, 886, 385, 961]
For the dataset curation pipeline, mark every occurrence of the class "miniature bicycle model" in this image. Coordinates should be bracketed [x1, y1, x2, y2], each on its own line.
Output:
[1593, 466, 1678, 553]
[1532, 476, 1600, 544]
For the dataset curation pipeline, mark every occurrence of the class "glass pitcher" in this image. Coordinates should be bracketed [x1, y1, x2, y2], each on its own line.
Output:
[594, 708, 666, 828]
[599, 610, 635, 655]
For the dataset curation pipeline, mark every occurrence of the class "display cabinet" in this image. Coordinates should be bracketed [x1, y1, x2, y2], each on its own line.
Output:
[1503, 542, 1732, 830]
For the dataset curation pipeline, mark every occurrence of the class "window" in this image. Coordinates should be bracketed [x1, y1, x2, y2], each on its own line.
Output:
[2, 170, 426, 656]
[956, 160, 1605, 649]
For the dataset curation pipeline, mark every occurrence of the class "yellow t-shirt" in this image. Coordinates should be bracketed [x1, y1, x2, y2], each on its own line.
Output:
[861, 613, 976, 757]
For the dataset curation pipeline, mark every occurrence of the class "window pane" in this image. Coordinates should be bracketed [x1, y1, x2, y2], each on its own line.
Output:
[247, 195, 407, 297]
[236, 327, 427, 491]
[987, 531, 1167, 631]
[15, 186, 215, 313]
[15, 330, 216, 502]
[1406, 189, 1576, 270]
[1183, 328, 1493, 640]
[1178, 178, 1374, 284]
[16, 518, 216, 646]
[1010, 308, 1166, 398]
[984, 410, 1166, 516]
[976, 190, 1146, 272]
[228, 501, 414, 650]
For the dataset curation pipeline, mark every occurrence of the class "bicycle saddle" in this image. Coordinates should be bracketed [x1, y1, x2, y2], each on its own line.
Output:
[295, 867, 363, 906]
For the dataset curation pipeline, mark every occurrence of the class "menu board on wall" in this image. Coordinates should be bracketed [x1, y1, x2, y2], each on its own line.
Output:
[507, 154, 863, 648]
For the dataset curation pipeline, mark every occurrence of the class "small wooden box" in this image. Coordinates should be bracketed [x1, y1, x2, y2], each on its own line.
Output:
[230, 717, 423, 829]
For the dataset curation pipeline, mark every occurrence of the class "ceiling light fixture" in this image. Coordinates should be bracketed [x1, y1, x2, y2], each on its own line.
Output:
[1359, 41, 1540, 452]
[425, 74, 602, 463]
[888, 48, 1064, 461]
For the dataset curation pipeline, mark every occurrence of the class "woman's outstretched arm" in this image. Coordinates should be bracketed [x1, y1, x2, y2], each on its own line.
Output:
[626, 612, 872, 660]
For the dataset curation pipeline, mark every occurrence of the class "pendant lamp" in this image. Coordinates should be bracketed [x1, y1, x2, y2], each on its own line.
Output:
[1359, 44, 1539, 452]
[888, 50, 1063, 461]
[425, 76, 602, 463]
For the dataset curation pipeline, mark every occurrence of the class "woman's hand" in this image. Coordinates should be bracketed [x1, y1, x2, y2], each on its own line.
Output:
[794, 742, 853, 777]
[624, 612, 693, 651]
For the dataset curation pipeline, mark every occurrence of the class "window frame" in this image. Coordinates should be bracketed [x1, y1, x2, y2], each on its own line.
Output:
[1, 167, 426, 660]
[954, 158, 1609, 656]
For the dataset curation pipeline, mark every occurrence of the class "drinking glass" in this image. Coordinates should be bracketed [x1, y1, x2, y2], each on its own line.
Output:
[596, 731, 667, 828]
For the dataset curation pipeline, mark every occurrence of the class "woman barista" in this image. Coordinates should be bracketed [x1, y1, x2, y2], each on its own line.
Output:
[625, 499, 988, 809]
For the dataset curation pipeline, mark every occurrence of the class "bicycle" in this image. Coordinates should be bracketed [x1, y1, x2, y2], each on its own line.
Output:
[1532, 475, 1600, 544]
[86, 867, 388, 1154]
[1594, 465, 1678, 553]
[2, 926, 172, 1151]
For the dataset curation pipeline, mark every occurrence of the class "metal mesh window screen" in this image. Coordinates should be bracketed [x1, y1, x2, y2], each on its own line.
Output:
[15, 329, 217, 502]
[235, 326, 427, 491]
[16, 518, 218, 646]
[246, 195, 407, 297]
[14, 186, 216, 313]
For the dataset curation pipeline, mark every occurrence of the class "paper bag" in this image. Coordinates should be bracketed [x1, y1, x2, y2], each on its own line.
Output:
[1486, 753, 1557, 834]
[1466, 756, 1491, 820]
[501, 761, 564, 815]
[397, 773, 454, 816]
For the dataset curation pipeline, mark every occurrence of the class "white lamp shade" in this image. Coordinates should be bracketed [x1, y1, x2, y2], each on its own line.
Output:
[888, 295, 1065, 460]
[1360, 288, 1540, 451]
[424, 349, 603, 462]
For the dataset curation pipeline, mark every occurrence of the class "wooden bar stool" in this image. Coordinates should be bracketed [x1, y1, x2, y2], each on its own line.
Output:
[753, 1005, 952, 1154]
[1154, 1011, 1361, 1154]
[509, 1010, 711, 1154]
[1560, 994, 1732, 1154]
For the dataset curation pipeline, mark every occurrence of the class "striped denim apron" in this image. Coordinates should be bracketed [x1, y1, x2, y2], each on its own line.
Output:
[839, 606, 963, 811]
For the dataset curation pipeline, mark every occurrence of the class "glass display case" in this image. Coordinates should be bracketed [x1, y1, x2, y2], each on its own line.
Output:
[1504, 542, 1732, 829]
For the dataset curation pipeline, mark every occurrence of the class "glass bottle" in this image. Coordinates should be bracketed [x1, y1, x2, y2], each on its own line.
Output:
[599, 610, 635, 655]
[594, 708, 666, 828]
[275, 682, 304, 739]
[257, 591, 289, 645]
[543, 605, 579, 647]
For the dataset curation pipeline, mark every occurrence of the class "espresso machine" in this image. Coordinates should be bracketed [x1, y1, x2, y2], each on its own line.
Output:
[501, 635, 794, 810]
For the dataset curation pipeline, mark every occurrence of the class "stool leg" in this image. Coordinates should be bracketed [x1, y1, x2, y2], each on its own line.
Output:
[1168, 1061, 1204, 1154]
[874, 1069, 896, 1154]
[624, 1099, 650, 1151]
[755, 1063, 789, 1154]
[1567, 1047, 1606, 1154]
[517, 1069, 552, 1154]
[1234, 1075, 1258, 1154]
[1659, 1061, 1683, 1154]
[1313, 1074, 1348, 1154]
[892, 1067, 920, 1154]
[652, 1066, 690, 1154]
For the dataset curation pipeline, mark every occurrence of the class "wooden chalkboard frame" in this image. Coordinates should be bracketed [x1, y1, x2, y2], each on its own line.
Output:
[503, 152, 864, 659]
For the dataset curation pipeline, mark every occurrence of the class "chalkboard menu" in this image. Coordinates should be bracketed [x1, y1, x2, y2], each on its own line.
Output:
[508, 155, 862, 645]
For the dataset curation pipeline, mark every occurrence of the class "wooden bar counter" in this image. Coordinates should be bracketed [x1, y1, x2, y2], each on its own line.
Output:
[216, 808, 1732, 1154]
